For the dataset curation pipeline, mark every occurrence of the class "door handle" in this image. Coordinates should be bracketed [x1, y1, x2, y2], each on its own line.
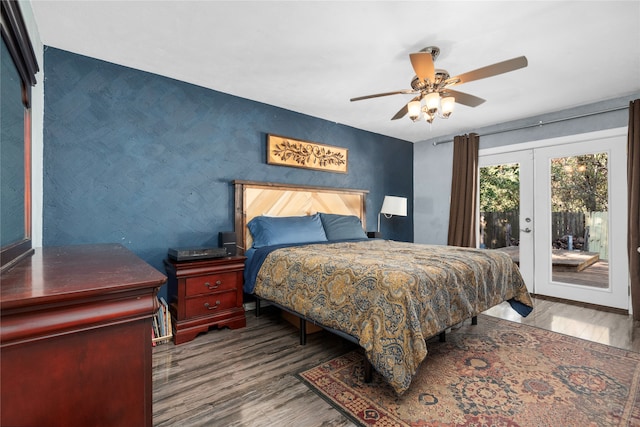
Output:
[520, 228, 532, 233]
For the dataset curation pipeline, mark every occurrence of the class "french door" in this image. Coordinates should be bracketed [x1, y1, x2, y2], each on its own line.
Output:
[478, 129, 629, 310]
[478, 151, 534, 292]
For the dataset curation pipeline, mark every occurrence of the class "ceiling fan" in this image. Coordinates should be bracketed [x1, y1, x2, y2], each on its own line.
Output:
[350, 46, 528, 123]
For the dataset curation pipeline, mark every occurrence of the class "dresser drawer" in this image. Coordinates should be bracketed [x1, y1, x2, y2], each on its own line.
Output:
[185, 272, 239, 297]
[185, 290, 238, 318]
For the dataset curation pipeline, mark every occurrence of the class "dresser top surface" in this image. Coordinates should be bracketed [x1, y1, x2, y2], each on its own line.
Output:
[1, 244, 166, 310]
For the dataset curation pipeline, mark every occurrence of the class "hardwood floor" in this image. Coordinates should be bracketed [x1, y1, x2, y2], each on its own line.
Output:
[153, 306, 358, 427]
[483, 296, 640, 352]
[153, 298, 640, 426]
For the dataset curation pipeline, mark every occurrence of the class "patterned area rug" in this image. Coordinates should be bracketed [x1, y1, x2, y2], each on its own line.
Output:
[298, 315, 640, 426]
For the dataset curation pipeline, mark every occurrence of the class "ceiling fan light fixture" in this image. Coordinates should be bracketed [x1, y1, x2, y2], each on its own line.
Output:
[350, 46, 528, 128]
[441, 96, 455, 118]
[424, 92, 440, 115]
[408, 100, 421, 121]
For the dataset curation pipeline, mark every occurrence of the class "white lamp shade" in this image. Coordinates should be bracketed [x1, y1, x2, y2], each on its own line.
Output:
[407, 100, 421, 120]
[441, 96, 455, 117]
[380, 196, 407, 216]
[424, 92, 440, 114]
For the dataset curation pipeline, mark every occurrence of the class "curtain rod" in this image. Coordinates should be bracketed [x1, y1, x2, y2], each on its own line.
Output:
[432, 104, 629, 146]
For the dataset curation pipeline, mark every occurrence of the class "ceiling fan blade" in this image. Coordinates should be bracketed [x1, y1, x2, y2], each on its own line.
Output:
[409, 52, 435, 82]
[391, 105, 408, 121]
[445, 56, 528, 87]
[350, 89, 415, 102]
[391, 95, 421, 120]
[442, 89, 485, 107]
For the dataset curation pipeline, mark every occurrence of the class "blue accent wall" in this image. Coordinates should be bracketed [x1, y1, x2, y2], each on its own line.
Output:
[43, 47, 413, 296]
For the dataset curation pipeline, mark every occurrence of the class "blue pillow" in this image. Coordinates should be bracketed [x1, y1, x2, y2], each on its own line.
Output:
[248, 214, 328, 248]
[319, 213, 367, 240]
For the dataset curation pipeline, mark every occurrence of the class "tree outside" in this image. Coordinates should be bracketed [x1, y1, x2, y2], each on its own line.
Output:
[550, 153, 608, 213]
[480, 163, 519, 213]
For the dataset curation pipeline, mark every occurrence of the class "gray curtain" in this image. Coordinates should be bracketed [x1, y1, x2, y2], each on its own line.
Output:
[628, 99, 640, 319]
[447, 133, 479, 247]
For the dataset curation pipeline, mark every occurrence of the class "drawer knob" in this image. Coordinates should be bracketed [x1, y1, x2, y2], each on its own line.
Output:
[204, 281, 221, 290]
[204, 301, 221, 310]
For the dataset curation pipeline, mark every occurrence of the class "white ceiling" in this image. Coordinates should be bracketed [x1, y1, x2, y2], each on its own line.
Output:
[29, 1, 640, 143]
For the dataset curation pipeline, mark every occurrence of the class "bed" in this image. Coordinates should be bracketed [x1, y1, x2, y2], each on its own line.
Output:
[234, 180, 533, 394]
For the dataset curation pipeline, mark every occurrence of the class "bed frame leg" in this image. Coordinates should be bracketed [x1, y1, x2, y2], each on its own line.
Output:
[363, 358, 373, 383]
[299, 318, 307, 345]
[255, 298, 261, 317]
[472, 316, 478, 325]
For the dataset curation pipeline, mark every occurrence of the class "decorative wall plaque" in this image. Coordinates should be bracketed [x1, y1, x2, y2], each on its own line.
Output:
[267, 134, 348, 173]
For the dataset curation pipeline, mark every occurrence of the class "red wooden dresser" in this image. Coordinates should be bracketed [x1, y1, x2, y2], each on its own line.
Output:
[0, 244, 166, 427]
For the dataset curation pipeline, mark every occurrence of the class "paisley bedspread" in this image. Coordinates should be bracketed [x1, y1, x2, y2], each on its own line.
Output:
[252, 239, 533, 394]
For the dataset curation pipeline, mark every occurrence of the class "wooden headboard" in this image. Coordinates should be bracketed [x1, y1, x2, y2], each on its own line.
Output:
[233, 180, 368, 254]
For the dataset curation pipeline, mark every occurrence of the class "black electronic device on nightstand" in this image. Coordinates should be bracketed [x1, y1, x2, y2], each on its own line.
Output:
[167, 246, 228, 262]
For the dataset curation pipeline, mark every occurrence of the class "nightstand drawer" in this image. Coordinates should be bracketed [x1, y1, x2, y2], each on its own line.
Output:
[185, 272, 239, 296]
[185, 291, 238, 318]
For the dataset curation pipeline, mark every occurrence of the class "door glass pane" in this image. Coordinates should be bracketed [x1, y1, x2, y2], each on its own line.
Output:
[550, 153, 609, 289]
[479, 163, 521, 265]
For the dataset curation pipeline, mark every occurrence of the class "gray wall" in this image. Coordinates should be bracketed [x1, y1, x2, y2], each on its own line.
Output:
[413, 92, 640, 245]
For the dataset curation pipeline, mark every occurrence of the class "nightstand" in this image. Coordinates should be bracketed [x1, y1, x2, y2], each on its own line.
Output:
[164, 256, 246, 344]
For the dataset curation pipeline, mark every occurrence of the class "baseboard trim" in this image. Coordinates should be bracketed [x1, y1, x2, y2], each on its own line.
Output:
[531, 293, 628, 315]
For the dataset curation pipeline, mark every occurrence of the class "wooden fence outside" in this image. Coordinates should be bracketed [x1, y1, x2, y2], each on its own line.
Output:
[479, 211, 520, 248]
[479, 211, 608, 260]
[550, 212, 584, 240]
[585, 212, 609, 260]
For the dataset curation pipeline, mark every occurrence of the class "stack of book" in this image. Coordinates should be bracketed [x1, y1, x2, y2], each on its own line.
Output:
[152, 297, 173, 345]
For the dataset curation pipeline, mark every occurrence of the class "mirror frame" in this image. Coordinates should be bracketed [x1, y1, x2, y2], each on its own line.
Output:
[1, 0, 39, 272]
